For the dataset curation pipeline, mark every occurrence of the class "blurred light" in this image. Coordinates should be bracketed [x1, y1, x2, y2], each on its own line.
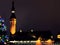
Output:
[0, 23, 1, 25]
[45, 39, 52, 42]
[51, 36, 53, 39]
[36, 37, 42, 45]
[32, 35, 36, 38]
[1, 39, 4, 42]
[10, 41, 18, 43]
[45, 39, 54, 45]
[10, 19, 16, 35]
[0, 37, 1, 39]
[11, 11, 15, 13]
[27, 41, 29, 43]
[20, 29, 22, 32]
[24, 41, 26, 43]
[31, 41, 36, 42]
[4, 42, 7, 45]
[2, 20, 4, 22]
[57, 34, 60, 39]
[2, 24, 4, 26]
[31, 29, 33, 32]
[6, 39, 9, 41]
[20, 41, 23, 43]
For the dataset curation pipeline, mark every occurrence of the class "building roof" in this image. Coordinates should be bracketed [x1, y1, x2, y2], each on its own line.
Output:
[9, 31, 53, 41]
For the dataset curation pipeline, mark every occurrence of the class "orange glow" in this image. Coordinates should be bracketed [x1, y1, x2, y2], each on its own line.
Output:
[10, 18, 16, 35]
[36, 37, 42, 45]
[45, 39, 54, 45]
[46, 39, 52, 42]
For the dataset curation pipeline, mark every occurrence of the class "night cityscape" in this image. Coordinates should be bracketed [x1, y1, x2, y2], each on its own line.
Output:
[0, 0, 60, 45]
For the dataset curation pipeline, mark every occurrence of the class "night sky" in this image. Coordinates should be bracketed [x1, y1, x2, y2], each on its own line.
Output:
[0, 0, 60, 34]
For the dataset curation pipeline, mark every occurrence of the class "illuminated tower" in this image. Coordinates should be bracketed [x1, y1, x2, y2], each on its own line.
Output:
[10, 1, 16, 35]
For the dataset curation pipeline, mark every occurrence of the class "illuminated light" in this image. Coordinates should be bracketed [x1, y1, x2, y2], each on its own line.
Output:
[6, 39, 8, 41]
[45, 39, 54, 45]
[27, 41, 29, 43]
[2, 20, 4, 22]
[10, 25, 16, 35]
[51, 36, 53, 38]
[57, 34, 60, 39]
[0, 23, 1, 25]
[31, 41, 36, 43]
[24, 41, 26, 43]
[45, 39, 52, 42]
[20, 29, 22, 32]
[2, 24, 4, 26]
[41, 41, 44, 42]
[36, 37, 42, 45]
[0, 37, 1, 39]
[32, 35, 36, 38]
[10, 18, 16, 35]
[4, 42, 7, 45]
[20, 41, 23, 43]
[31, 29, 33, 32]
[10, 41, 19, 43]
[11, 11, 15, 13]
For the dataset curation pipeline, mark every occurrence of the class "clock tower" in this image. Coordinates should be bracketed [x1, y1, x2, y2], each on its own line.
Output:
[10, 0, 16, 35]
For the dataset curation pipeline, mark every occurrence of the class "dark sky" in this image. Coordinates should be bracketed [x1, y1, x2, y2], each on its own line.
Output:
[0, 0, 60, 34]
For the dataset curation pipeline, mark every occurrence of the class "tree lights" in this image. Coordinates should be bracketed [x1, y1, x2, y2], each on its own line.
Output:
[0, 16, 9, 44]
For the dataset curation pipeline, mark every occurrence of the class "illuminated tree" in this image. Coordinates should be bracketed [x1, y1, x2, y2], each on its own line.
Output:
[0, 16, 9, 44]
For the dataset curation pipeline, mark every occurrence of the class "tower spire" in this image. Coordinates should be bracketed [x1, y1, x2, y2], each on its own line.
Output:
[10, 0, 16, 35]
[10, 0, 16, 19]
[12, 0, 15, 11]
[11, 0, 15, 13]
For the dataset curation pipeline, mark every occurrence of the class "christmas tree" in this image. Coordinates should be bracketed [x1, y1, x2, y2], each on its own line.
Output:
[0, 16, 9, 44]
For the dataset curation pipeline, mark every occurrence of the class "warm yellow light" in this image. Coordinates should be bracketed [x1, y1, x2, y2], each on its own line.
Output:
[57, 34, 60, 39]
[10, 25, 16, 35]
[46, 39, 52, 43]
[36, 37, 42, 45]
[45, 39, 54, 45]
[10, 18, 16, 35]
